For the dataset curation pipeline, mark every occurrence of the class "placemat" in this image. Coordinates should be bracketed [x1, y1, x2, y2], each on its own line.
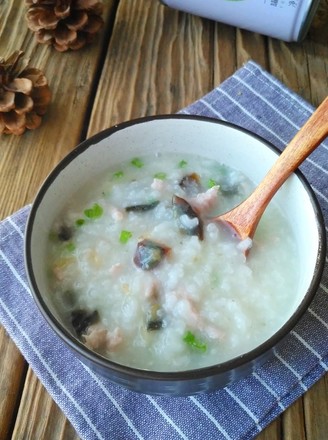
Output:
[1, 60, 327, 440]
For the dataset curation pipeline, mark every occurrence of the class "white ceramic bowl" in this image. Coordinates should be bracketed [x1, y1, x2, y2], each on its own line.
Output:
[25, 115, 326, 395]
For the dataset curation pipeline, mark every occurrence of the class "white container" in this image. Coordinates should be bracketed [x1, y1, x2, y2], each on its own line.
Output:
[160, 0, 320, 42]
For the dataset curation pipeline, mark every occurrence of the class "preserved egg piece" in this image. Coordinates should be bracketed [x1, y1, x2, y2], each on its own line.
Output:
[145, 285, 163, 331]
[147, 303, 163, 331]
[71, 309, 99, 337]
[125, 200, 159, 212]
[57, 224, 73, 241]
[179, 172, 202, 196]
[172, 195, 203, 240]
[134, 239, 171, 270]
[215, 165, 241, 195]
[220, 182, 239, 195]
[147, 318, 163, 331]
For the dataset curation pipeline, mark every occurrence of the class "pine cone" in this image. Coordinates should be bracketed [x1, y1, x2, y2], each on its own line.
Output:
[0, 51, 51, 135]
[25, 0, 104, 52]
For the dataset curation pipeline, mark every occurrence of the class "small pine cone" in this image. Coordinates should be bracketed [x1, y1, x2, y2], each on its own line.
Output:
[0, 51, 51, 135]
[25, 0, 104, 52]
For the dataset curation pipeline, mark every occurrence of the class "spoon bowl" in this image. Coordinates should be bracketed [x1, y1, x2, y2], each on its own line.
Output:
[212, 97, 328, 243]
[25, 115, 326, 395]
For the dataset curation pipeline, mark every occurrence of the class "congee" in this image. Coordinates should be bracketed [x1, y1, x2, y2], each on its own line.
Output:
[47, 152, 299, 371]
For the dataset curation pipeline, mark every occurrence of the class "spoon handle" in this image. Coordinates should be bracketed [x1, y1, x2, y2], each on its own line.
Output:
[221, 96, 328, 239]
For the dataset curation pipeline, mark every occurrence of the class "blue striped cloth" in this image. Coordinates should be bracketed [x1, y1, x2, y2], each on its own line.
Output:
[0, 61, 327, 440]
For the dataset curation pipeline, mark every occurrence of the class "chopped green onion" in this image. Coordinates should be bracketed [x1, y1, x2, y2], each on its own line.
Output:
[154, 172, 167, 180]
[113, 170, 124, 178]
[125, 201, 159, 212]
[75, 218, 85, 227]
[178, 159, 188, 168]
[208, 178, 217, 188]
[65, 242, 76, 252]
[183, 331, 207, 352]
[120, 230, 132, 244]
[84, 203, 103, 219]
[131, 157, 144, 168]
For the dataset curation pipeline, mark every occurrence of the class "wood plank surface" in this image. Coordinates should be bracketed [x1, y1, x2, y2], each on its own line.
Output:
[0, 1, 119, 219]
[0, 0, 327, 438]
[282, 397, 306, 440]
[0, 1, 118, 438]
[89, 0, 214, 135]
[0, 327, 27, 440]
[12, 369, 80, 440]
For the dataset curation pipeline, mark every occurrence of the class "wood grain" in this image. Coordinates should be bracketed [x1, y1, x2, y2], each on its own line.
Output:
[0, 1, 117, 438]
[283, 398, 306, 440]
[213, 23, 238, 85]
[0, 327, 27, 440]
[12, 369, 80, 440]
[0, 1, 118, 220]
[0, 0, 328, 438]
[89, 0, 214, 135]
[268, 38, 328, 107]
[303, 374, 328, 440]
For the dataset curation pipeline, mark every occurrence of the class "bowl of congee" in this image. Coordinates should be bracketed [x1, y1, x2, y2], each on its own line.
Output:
[25, 115, 326, 396]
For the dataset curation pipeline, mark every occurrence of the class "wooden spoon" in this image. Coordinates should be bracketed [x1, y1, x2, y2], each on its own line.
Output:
[212, 96, 328, 244]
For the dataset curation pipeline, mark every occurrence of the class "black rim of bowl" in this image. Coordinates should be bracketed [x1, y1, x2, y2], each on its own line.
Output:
[24, 114, 327, 383]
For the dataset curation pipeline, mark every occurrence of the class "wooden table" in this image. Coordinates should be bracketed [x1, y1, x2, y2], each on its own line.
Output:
[1, 1, 328, 438]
